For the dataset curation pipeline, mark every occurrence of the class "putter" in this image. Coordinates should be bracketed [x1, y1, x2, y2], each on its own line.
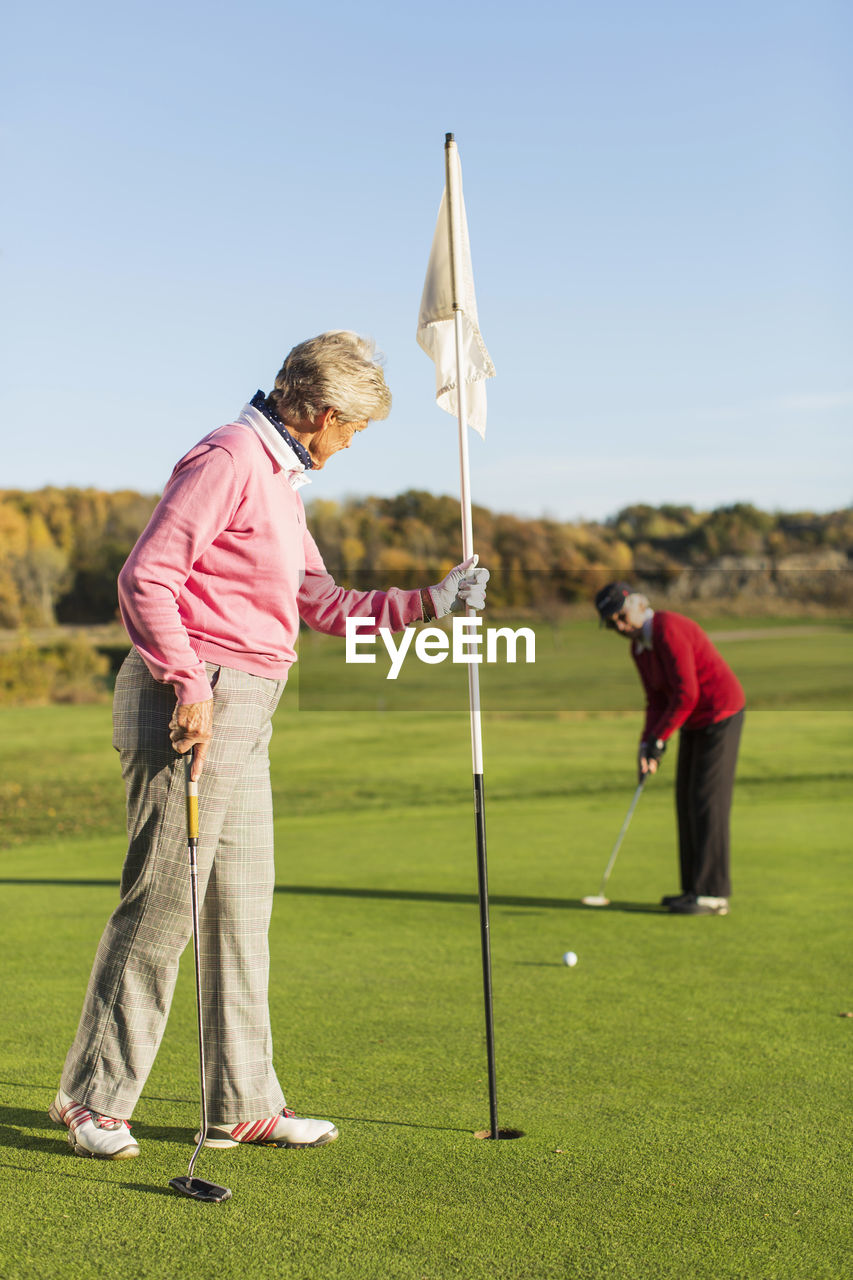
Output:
[169, 753, 232, 1204]
[581, 777, 646, 907]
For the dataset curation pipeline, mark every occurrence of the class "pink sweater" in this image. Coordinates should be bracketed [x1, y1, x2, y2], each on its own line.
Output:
[118, 422, 424, 704]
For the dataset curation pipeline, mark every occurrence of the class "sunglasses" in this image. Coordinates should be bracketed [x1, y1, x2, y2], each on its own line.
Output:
[605, 610, 628, 630]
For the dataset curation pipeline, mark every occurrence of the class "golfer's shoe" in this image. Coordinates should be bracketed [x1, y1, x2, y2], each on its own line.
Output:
[668, 894, 729, 916]
[48, 1089, 140, 1160]
[198, 1106, 339, 1150]
[661, 892, 692, 907]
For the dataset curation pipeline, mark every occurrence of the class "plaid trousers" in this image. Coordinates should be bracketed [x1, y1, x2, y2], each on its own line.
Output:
[61, 648, 288, 1121]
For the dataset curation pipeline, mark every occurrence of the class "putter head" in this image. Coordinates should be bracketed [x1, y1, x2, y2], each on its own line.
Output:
[169, 1175, 232, 1203]
[581, 894, 610, 907]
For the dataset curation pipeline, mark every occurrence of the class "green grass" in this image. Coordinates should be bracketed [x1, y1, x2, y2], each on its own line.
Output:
[294, 615, 853, 712]
[1, 621, 851, 1279]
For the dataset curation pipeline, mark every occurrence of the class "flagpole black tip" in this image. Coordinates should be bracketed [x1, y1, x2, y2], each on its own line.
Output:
[445, 132, 454, 144]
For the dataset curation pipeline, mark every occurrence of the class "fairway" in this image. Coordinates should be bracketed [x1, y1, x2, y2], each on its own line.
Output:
[1, 624, 851, 1279]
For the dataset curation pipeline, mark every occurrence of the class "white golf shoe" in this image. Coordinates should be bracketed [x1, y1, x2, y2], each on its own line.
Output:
[198, 1106, 339, 1149]
[49, 1089, 140, 1160]
[668, 894, 729, 916]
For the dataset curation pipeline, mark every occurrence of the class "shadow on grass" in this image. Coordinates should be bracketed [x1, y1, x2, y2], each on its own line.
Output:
[0, 878, 120, 887]
[276, 886, 667, 915]
[0, 1082, 195, 1107]
[0, 1159, 177, 1197]
[326, 1113, 472, 1134]
[0, 1096, 468, 1152]
[0, 1102, 196, 1154]
[0, 877, 667, 914]
[1, 1113, 64, 1157]
[576, 899, 668, 914]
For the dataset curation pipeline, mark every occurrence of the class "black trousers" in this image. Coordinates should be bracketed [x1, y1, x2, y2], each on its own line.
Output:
[675, 709, 744, 898]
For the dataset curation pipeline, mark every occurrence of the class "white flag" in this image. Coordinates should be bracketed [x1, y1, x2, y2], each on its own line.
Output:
[417, 146, 495, 438]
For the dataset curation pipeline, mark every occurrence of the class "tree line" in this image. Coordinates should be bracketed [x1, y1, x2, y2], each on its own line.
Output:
[0, 487, 850, 630]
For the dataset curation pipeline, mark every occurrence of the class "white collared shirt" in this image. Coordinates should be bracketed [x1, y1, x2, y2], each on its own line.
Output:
[633, 609, 655, 654]
[237, 403, 312, 491]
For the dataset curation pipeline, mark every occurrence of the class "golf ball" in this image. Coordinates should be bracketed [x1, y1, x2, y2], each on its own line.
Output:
[562, 951, 578, 967]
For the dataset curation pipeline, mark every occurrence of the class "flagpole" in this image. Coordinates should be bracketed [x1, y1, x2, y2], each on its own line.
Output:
[444, 132, 499, 1141]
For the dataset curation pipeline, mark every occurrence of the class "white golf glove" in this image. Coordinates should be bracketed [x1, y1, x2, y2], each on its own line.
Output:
[428, 555, 490, 619]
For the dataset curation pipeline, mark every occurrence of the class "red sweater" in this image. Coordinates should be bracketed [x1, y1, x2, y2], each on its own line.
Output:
[631, 611, 745, 743]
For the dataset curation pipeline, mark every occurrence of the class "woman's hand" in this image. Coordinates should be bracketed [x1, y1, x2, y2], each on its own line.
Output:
[427, 555, 490, 619]
[169, 699, 213, 780]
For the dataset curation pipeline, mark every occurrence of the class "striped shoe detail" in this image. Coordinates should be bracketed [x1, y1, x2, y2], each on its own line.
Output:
[54, 1095, 130, 1136]
[48, 1090, 139, 1159]
[48, 1097, 95, 1132]
[201, 1105, 338, 1149]
[65, 1102, 94, 1134]
[230, 1115, 282, 1144]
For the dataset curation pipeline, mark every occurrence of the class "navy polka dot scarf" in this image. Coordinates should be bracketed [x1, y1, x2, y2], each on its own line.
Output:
[250, 391, 314, 470]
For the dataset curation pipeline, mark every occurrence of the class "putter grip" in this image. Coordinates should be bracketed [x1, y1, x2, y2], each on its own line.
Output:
[184, 755, 199, 842]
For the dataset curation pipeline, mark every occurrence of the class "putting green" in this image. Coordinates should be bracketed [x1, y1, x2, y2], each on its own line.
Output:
[0, 621, 851, 1279]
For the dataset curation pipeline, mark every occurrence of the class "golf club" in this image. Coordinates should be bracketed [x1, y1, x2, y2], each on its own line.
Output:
[169, 753, 232, 1204]
[581, 777, 646, 907]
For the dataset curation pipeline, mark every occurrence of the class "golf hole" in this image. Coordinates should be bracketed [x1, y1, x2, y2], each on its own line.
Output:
[473, 1128, 525, 1141]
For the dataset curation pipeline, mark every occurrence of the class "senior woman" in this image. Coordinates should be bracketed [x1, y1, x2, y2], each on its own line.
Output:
[50, 332, 488, 1160]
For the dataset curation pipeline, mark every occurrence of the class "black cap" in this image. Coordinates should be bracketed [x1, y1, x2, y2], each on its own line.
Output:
[594, 581, 634, 621]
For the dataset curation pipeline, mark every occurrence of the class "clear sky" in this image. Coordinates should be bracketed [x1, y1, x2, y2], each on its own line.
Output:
[3, 0, 850, 521]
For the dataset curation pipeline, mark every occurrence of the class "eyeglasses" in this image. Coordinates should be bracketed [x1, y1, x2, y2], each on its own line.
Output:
[605, 610, 627, 630]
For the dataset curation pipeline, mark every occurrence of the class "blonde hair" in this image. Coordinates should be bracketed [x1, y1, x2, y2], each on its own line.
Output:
[269, 331, 391, 426]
